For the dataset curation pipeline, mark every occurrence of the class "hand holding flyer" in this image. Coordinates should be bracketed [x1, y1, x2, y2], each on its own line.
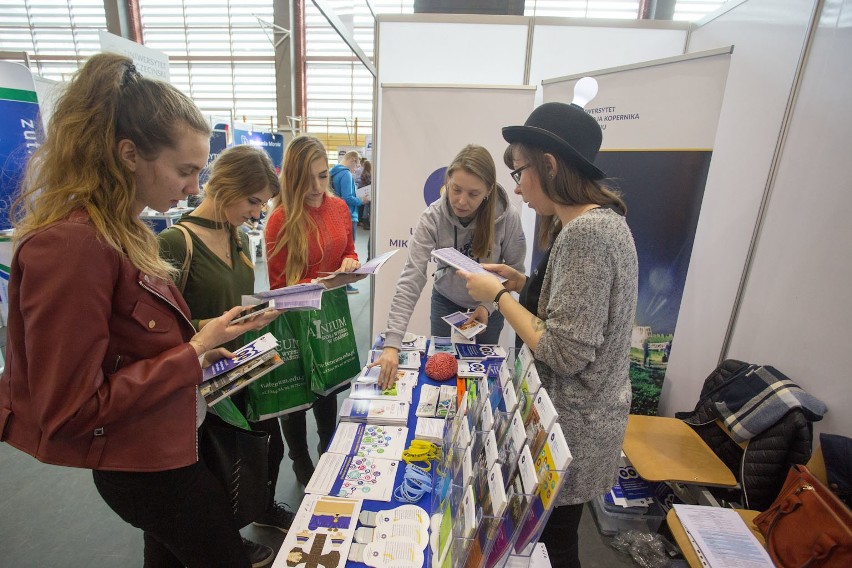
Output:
[441, 310, 487, 339]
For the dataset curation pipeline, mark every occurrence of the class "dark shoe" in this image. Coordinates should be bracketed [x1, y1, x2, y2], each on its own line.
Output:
[293, 456, 315, 487]
[242, 537, 274, 568]
[345, 284, 359, 294]
[253, 501, 296, 533]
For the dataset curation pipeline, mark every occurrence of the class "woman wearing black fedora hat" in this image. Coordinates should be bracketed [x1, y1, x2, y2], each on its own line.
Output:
[459, 100, 638, 567]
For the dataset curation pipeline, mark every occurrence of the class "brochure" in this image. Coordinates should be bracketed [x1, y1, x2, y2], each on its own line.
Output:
[430, 247, 507, 283]
[247, 282, 326, 312]
[367, 349, 421, 370]
[305, 453, 399, 502]
[455, 344, 507, 360]
[427, 336, 456, 357]
[270, 494, 362, 568]
[441, 310, 486, 339]
[316, 249, 399, 288]
[350, 378, 414, 403]
[203, 353, 284, 407]
[201, 332, 279, 382]
[338, 398, 409, 426]
[327, 422, 409, 460]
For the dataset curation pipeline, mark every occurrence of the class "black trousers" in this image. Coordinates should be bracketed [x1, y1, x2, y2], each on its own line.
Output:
[93, 462, 250, 568]
[539, 503, 584, 568]
[280, 393, 338, 461]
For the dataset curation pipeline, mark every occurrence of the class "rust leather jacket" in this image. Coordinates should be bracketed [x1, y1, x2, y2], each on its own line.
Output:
[0, 211, 202, 471]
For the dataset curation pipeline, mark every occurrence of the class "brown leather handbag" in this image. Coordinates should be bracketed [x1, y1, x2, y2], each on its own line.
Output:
[754, 464, 852, 568]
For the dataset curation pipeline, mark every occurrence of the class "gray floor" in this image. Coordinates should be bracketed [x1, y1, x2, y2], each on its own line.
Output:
[0, 226, 639, 567]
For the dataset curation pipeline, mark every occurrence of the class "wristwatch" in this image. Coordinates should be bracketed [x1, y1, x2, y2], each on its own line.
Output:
[493, 288, 509, 312]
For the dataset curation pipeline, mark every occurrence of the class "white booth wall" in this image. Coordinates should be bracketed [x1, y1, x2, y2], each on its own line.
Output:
[662, 0, 851, 439]
[373, 14, 689, 342]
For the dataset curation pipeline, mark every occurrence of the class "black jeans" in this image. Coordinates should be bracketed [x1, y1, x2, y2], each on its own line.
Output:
[93, 462, 250, 568]
[539, 503, 584, 568]
[280, 393, 338, 462]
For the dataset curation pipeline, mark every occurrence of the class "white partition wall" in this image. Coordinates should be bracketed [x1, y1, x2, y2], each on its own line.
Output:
[376, 15, 529, 85]
[372, 85, 535, 341]
[660, 0, 852, 441]
[528, 18, 688, 86]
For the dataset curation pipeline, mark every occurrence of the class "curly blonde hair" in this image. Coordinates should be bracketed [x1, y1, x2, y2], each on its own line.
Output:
[12, 53, 210, 278]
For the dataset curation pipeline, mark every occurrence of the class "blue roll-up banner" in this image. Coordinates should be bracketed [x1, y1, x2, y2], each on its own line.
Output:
[232, 127, 284, 173]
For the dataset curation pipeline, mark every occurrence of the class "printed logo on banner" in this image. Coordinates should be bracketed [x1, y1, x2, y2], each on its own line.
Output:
[422, 166, 447, 206]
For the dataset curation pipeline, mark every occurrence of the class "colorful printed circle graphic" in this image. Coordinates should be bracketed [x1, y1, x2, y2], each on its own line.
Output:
[423, 166, 447, 205]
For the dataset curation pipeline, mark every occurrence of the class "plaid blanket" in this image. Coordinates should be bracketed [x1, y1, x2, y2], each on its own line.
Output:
[713, 365, 827, 443]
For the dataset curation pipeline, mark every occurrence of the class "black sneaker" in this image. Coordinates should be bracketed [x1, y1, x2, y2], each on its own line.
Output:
[253, 501, 296, 533]
[241, 537, 274, 568]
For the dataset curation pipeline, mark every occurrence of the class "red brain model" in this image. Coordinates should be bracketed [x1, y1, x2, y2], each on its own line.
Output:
[425, 353, 457, 382]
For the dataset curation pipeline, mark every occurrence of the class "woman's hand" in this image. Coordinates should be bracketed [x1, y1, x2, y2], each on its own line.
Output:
[200, 347, 233, 368]
[457, 270, 506, 304]
[366, 347, 399, 390]
[466, 305, 489, 326]
[189, 305, 278, 356]
[481, 263, 527, 293]
[337, 257, 361, 273]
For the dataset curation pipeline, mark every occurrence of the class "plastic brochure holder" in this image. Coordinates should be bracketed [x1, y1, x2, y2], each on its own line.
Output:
[508, 463, 570, 564]
[485, 484, 540, 568]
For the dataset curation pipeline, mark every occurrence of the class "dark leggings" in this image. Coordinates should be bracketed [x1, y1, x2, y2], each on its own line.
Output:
[539, 503, 584, 568]
[93, 462, 250, 568]
[280, 393, 338, 461]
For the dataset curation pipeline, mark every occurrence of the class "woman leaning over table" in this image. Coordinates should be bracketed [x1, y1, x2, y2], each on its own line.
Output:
[265, 135, 360, 486]
[0, 53, 273, 567]
[459, 101, 638, 568]
[158, 144, 294, 564]
[370, 144, 526, 389]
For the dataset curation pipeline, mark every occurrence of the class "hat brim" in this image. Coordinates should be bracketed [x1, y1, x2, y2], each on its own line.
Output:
[503, 125, 606, 180]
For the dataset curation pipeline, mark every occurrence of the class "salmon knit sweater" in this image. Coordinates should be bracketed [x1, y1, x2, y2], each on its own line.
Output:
[265, 194, 358, 288]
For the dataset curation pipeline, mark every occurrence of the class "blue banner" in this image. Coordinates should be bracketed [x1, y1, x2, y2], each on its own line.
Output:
[0, 94, 41, 231]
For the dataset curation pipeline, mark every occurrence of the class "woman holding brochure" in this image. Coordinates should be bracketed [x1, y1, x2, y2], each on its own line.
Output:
[158, 144, 296, 552]
[459, 100, 639, 567]
[371, 144, 526, 388]
[265, 135, 360, 486]
[0, 54, 273, 567]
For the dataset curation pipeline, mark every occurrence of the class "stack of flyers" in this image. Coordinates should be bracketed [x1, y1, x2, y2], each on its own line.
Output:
[349, 378, 414, 403]
[367, 349, 421, 370]
[455, 344, 507, 361]
[355, 366, 418, 386]
[427, 336, 456, 357]
[400, 334, 428, 352]
[305, 453, 400, 502]
[315, 249, 399, 289]
[338, 398, 409, 426]
[441, 311, 486, 339]
[326, 422, 409, 460]
[200, 333, 283, 406]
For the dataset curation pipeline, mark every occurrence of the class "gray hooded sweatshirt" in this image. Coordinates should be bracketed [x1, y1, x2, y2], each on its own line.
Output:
[383, 184, 526, 350]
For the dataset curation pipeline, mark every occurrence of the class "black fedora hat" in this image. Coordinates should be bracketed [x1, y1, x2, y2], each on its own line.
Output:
[503, 102, 605, 180]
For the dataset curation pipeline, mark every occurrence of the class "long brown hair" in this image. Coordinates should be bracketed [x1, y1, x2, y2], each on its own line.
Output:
[268, 136, 330, 286]
[12, 53, 210, 278]
[204, 145, 280, 268]
[504, 143, 626, 248]
[446, 144, 497, 259]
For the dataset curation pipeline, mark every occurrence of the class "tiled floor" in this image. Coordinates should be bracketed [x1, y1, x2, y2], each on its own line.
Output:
[0, 226, 642, 567]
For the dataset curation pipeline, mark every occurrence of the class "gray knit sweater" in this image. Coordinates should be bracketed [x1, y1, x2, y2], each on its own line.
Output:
[534, 207, 638, 506]
[383, 185, 526, 351]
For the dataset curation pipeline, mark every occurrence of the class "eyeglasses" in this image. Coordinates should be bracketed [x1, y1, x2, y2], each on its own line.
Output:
[510, 164, 530, 185]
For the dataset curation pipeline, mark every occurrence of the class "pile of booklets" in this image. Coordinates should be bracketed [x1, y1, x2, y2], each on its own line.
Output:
[199, 333, 283, 406]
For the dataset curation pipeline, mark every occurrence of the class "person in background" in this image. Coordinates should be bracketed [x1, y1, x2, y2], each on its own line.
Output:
[370, 144, 526, 388]
[265, 136, 361, 486]
[458, 102, 638, 568]
[330, 150, 368, 294]
[158, 144, 293, 565]
[356, 159, 372, 231]
[0, 53, 273, 567]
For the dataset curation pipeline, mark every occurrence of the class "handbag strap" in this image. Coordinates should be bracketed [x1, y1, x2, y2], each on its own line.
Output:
[173, 223, 194, 293]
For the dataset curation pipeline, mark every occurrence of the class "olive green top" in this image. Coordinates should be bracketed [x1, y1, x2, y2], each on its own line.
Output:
[158, 215, 253, 351]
